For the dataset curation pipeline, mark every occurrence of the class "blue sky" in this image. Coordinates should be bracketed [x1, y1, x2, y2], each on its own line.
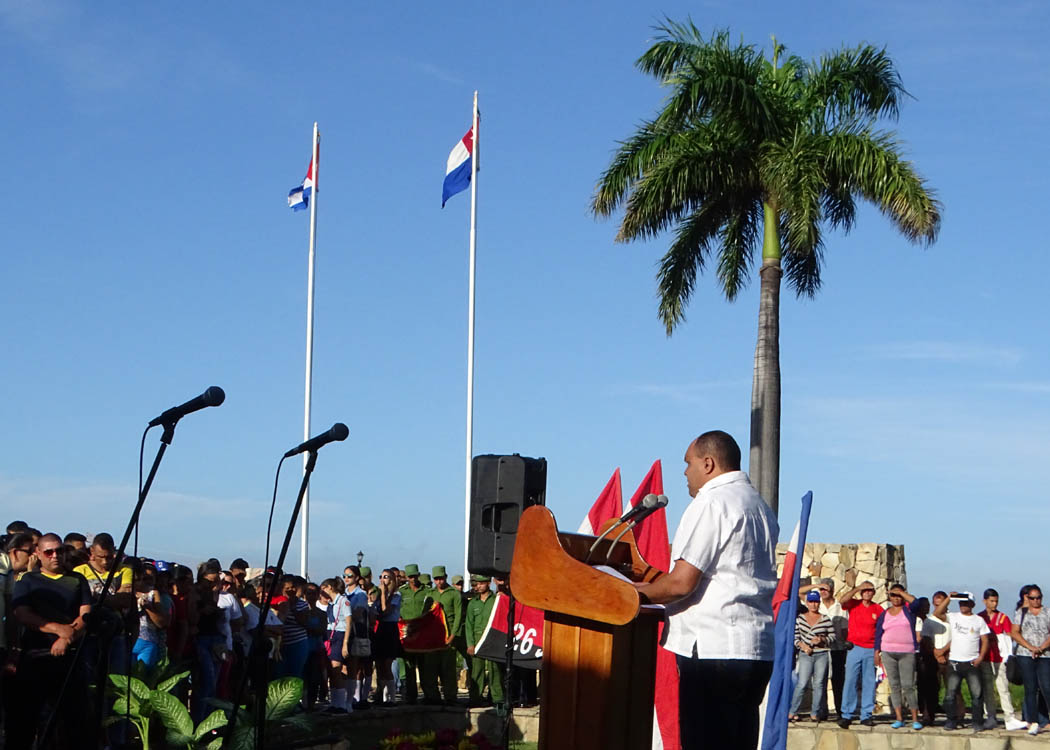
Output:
[1, 1, 1046, 603]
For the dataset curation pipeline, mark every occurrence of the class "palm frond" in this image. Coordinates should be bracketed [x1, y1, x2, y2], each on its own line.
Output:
[592, 120, 687, 217]
[656, 199, 733, 333]
[618, 126, 756, 241]
[717, 199, 761, 300]
[780, 215, 824, 297]
[804, 45, 907, 126]
[824, 128, 941, 244]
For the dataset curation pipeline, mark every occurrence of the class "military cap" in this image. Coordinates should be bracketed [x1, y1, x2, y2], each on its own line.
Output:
[419, 573, 432, 585]
[404, 563, 420, 577]
[451, 574, 464, 585]
[432, 565, 447, 578]
[470, 574, 491, 583]
[358, 566, 372, 577]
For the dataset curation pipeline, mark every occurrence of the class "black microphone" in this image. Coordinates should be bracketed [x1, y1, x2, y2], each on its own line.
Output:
[148, 386, 226, 427]
[283, 423, 349, 458]
[618, 493, 661, 524]
[605, 495, 670, 560]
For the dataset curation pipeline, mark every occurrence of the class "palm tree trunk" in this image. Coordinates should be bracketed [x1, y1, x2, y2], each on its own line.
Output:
[750, 203, 782, 515]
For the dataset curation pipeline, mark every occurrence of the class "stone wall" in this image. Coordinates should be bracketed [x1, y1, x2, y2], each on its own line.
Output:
[776, 543, 907, 600]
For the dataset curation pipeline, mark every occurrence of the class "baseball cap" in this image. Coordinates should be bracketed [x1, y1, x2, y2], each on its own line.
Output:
[806, 590, 821, 602]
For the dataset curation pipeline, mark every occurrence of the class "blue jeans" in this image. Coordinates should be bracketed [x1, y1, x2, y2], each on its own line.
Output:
[1016, 655, 1050, 724]
[945, 660, 983, 726]
[132, 639, 164, 668]
[279, 639, 310, 679]
[842, 646, 875, 720]
[193, 635, 223, 723]
[790, 650, 829, 717]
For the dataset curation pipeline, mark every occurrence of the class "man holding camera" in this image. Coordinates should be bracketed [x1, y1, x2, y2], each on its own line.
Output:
[932, 591, 991, 732]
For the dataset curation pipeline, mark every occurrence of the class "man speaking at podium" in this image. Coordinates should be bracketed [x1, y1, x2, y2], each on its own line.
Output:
[634, 430, 778, 750]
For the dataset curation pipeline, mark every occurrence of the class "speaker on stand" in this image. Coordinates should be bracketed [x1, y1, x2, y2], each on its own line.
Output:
[467, 454, 547, 577]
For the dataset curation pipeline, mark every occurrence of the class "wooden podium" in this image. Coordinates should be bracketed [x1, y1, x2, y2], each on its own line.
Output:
[510, 506, 665, 750]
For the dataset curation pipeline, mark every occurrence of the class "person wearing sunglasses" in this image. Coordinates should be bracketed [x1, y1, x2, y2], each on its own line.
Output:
[836, 571, 881, 728]
[8, 533, 92, 748]
[1, 533, 36, 662]
[1012, 584, 1050, 735]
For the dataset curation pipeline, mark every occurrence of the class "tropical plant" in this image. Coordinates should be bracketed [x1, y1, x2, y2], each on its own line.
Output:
[592, 21, 941, 513]
[157, 676, 309, 750]
[105, 659, 190, 750]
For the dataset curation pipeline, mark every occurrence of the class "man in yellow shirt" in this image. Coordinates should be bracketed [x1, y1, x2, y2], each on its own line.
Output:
[73, 532, 136, 677]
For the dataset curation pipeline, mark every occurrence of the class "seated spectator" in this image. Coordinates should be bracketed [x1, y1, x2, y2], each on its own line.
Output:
[789, 590, 834, 722]
[933, 591, 991, 731]
[874, 584, 923, 730]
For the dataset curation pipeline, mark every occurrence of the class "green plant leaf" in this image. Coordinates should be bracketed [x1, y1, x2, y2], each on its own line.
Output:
[228, 724, 256, 750]
[151, 689, 193, 736]
[205, 738, 224, 750]
[157, 670, 191, 693]
[194, 709, 229, 741]
[265, 677, 303, 721]
[164, 729, 194, 748]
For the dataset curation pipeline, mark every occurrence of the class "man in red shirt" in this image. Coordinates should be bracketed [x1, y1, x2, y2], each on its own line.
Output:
[979, 588, 1025, 730]
[837, 572, 881, 727]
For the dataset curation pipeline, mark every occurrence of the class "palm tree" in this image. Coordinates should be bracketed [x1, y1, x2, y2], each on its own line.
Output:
[592, 22, 941, 515]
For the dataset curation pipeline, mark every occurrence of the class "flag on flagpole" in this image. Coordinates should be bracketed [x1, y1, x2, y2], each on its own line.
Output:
[288, 154, 315, 211]
[577, 468, 623, 535]
[761, 491, 814, 750]
[626, 461, 678, 750]
[442, 128, 474, 207]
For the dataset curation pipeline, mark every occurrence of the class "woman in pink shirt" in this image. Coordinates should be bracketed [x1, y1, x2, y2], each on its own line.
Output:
[875, 585, 923, 730]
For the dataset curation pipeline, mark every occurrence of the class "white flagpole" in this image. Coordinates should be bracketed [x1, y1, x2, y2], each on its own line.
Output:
[301, 121, 320, 579]
[463, 92, 479, 581]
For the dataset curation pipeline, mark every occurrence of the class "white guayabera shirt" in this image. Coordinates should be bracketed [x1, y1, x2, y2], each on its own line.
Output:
[663, 471, 779, 660]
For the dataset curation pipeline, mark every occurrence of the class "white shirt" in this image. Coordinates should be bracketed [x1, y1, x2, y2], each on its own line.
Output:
[663, 471, 779, 660]
[922, 613, 952, 650]
[947, 612, 990, 662]
[819, 599, 849, 651]
[217, 591, 243, 651]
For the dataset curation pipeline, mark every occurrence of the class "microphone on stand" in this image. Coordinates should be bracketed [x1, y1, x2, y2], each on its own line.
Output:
[605, 495, 669, 560]
[585, 494, 661, 563]
[283, 423, 349, 458]
[148, 386, 226, 427]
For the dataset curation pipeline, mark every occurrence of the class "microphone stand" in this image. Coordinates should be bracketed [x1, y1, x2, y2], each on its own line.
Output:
[222, 450, 318, 750]
[38, 420, 177, 750]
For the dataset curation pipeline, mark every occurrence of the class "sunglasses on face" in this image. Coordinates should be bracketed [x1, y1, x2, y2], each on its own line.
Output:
[13, 547, 33, 555]
[39, 548, 61, 557]
[1029, 595, 1043, 601]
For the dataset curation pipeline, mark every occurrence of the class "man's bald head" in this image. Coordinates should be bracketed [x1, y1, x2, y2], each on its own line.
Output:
[691, 430, 741, 472]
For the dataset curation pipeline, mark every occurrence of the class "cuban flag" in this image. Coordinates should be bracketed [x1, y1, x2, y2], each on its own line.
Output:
[441, 127, 473, 207]
[761, 491, 813, 750]
[288, 155, 315, 212]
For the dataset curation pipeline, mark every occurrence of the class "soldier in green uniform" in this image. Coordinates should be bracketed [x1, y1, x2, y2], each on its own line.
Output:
[419, 572, 432, 588]
[432, 565, 464, 704]
[465, 574, 504, 706]
[398, 563, 440, 704]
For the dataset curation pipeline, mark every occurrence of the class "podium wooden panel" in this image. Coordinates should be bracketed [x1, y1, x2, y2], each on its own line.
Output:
[510, 506, 664, 750]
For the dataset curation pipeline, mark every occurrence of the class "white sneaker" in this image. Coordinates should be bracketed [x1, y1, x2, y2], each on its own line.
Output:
[1006, 718, 1028, 731]
[1028, 722, 1039, 736]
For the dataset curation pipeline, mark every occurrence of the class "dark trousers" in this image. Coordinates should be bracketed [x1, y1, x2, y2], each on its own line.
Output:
[917, 651, 941, 721]
[6, 652, 88, 750]
[827, 649, 847, 716]
[677, 657, 772, 750]
[1017, 655, 1050, 724]
[945, 661, 983, 726]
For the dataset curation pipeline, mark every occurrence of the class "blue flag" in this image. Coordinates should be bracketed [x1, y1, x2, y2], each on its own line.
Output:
[761, 491, 813, 750]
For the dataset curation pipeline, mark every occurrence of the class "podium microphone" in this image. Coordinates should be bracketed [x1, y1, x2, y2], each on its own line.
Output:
[586, 493, 661, 562]
[148, 386, 226, 427]
[283, 423, 349, 458]
[605, 495, 669, 559]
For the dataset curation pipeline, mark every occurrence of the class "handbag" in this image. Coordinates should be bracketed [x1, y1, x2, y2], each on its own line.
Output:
[349, 633, 371, 657]
[1007, 608, 1027, 686]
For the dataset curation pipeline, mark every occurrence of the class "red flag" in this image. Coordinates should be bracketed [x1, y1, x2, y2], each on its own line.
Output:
[627, 460, 678, 750]
[398, 601, 448, 653]
[577, 468, 623, 535]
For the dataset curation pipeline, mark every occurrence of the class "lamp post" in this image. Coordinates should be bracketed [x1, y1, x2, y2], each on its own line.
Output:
[356, 550, 364, 567]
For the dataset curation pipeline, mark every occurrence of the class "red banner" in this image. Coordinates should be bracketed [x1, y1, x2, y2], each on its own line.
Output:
[398, 601, 448, 653]
[475, 593, 544, 670]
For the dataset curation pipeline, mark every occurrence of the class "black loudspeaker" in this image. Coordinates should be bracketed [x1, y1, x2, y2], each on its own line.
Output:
[468, 454, 547, 576]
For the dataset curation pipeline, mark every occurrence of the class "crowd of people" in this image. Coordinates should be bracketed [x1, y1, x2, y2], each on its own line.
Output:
[0, 520, 521, 749]
[788, 568, 1050, 735]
